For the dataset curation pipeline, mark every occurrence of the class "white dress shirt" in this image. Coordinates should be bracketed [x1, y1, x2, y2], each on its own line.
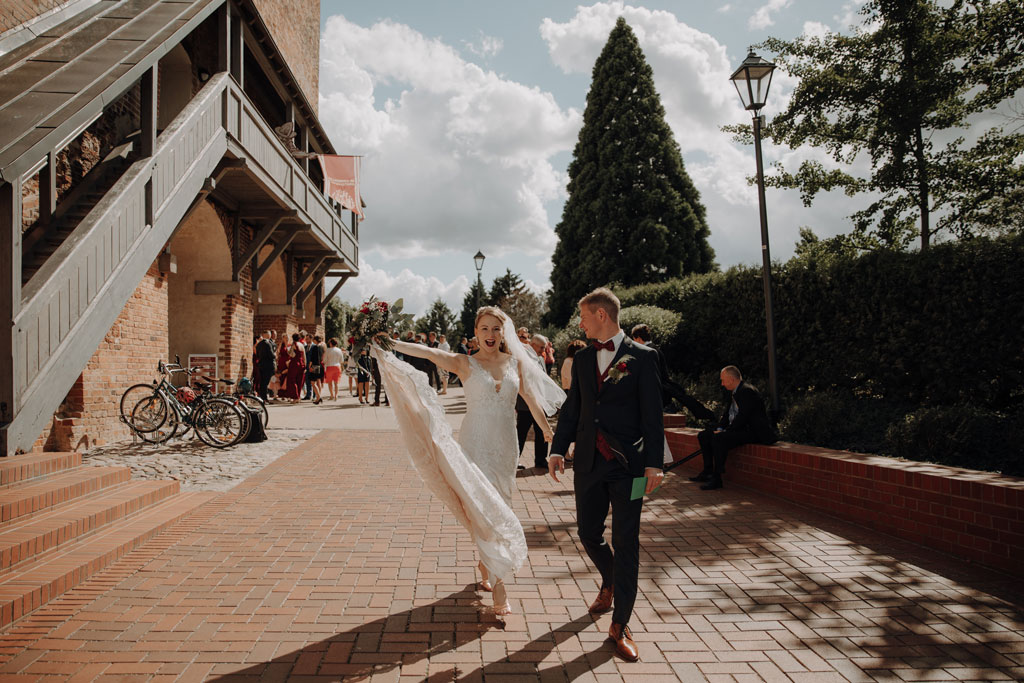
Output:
[596, 330, 625, 375]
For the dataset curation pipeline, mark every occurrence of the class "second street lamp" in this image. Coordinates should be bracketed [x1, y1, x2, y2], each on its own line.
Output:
[473, 250, 485, 311]
[730, 49, 780, 422]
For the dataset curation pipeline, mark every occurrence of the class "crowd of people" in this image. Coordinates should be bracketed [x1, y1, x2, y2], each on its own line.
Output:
[252, 329, 378, 405]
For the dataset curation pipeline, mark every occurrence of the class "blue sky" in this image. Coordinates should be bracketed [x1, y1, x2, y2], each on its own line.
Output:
[318, 1, 869, 316]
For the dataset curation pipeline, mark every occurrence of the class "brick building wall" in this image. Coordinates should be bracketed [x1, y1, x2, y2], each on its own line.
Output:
[251, 0, 320, 114]
[35, 261, 169, 451]
[0, 0, 67, 34]
[217, 208, 257, 383]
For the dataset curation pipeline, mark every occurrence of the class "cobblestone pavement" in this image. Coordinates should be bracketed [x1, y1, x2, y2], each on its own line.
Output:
[82, 427, 318, 491]
[1, 430, 1022, 682]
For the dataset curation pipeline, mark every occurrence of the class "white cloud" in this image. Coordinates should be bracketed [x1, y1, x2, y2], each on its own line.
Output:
[332, 258, 469, 318]
[748, 0, 793, 30]
[319, 16, 580, 265]
[802, 21, 832, 40]
[463, 32, 504, 58]
[717, 4, 733, 14]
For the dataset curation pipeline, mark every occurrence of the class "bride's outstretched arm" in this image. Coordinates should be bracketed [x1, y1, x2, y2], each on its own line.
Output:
[388, 338, 469, 376]
[517, 360, 554, 441]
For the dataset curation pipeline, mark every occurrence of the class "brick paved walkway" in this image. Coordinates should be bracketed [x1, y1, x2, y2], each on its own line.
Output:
[0, 430, 1021, 682]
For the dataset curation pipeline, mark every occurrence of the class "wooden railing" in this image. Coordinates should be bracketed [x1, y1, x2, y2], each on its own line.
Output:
[3, 72, 357, 454]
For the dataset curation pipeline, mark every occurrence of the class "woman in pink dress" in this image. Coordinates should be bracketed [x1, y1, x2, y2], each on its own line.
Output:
[283, 333, 306, 403]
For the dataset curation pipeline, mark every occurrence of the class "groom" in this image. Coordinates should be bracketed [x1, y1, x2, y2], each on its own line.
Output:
[549, 287, 665, 662]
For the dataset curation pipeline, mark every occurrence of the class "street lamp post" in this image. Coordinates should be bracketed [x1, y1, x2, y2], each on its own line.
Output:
[730, 49, 780, 422]
[473, 250, 486, 312]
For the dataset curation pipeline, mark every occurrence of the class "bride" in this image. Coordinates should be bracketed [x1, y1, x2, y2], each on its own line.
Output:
[372, 306, 565, 615]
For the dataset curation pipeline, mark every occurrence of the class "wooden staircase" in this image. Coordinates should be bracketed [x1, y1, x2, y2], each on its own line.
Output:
[0, 453, 215, 628]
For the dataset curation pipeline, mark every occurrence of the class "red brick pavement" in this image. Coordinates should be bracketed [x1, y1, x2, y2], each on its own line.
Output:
[0, 429, 1021, 682]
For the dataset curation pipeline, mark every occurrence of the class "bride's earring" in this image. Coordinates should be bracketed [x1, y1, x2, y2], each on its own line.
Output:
[492, 579, 512, 616]
[477, 562, 493, 592]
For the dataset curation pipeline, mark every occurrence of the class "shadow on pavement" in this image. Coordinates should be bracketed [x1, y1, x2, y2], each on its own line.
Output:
[205, 592, 612, 682]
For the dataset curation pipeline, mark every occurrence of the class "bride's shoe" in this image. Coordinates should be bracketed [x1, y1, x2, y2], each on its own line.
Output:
[492, 579, 512, 616]
[477, 562, 493, 592]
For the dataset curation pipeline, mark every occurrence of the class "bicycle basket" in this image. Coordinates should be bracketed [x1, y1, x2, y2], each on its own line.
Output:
[237, 377, 253, 393]
[176, 387, 197, 404]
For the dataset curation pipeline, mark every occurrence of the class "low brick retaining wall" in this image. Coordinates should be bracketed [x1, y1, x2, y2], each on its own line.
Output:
[665, 428, 1024, 574]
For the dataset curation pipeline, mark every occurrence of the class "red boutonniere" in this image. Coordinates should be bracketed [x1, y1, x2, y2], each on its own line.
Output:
[605, 355, 635, 383]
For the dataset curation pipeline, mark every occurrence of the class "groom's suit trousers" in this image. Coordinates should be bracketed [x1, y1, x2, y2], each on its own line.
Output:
[574, 453, 644, 626]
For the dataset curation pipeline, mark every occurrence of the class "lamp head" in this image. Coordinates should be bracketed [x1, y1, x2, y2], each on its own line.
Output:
[473, 250, 485, 273]
[730, 49, 776, 112]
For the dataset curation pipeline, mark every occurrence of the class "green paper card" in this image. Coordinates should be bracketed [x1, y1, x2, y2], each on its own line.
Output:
[630, 476, 660, 500]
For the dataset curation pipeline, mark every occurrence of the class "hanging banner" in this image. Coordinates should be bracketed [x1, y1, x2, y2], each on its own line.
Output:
[318, 155, 364, 218]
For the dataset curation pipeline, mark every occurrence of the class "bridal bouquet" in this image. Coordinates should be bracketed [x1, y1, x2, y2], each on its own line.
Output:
[348, 296, 411, 353]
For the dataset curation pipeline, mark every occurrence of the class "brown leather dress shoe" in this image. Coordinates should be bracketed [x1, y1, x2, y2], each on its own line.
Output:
[608, 622, 639, 661]
[588, 586, 613, 614]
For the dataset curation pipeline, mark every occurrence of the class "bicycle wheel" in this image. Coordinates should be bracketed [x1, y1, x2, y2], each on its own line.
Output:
[130, 394, 168, 434]
[240, 394, 269, 428]
[120, 383, 163, 432]
[195, 398, 247, 448]
[139, 406, 180, 444]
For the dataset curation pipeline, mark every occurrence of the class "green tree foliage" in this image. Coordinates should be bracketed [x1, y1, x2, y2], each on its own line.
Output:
[324, 298, 355, 342]
[547, 17, 714, 325]
[747, 0, 1024, 250]
[498, 288, 545, 334]
[458, 277, 487, 339]
[415, 298, 457, 337]
[487, 268, 525, 306]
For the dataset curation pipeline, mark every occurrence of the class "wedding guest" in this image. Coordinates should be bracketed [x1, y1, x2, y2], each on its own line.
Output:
[437, 334, 451, 394]
[561, 340, 587, 390]
[426, 331, 442, 390]
[516, 332, 550, 470]
[283, 333, 306, 403]
[323, 338, 344, 400]
[468, 337, 479, 355]
[345, 344, 359, 396]
[356, 347, 372, 404]
[693, 366, 776, 490]
[275, 333, 290, 401]
[307, 335, 326, 404]
[543, 339, 555, 376]
[458, 336, 469, 354]
[255, 330, 276, 401]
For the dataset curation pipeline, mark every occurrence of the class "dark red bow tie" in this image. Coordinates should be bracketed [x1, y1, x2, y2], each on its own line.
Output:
[592, 340, 614, 351]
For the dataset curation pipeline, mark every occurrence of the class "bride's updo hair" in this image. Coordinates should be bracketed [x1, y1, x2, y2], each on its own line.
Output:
[474, 306, 509, 353]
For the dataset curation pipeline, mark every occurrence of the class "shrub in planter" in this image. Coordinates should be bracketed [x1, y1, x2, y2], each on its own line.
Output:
[781, 390, 902, 454]
[884, 404, 1024, 476]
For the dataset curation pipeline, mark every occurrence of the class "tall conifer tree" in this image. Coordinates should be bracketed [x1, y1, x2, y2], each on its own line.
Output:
[547, 17, 714, 325]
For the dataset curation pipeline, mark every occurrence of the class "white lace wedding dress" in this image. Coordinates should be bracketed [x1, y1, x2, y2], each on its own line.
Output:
[372, 347, 527, 580]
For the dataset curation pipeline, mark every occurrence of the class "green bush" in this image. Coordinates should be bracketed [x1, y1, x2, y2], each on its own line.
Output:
[884, 405, 1024, 476]
[780, 390, 905, 454]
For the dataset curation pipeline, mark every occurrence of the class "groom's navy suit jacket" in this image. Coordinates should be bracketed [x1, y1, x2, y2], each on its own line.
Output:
[552, 336, 664, 477]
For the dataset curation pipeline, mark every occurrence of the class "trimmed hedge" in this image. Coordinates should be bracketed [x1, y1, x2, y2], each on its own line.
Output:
[616, 234, 1024, 412]
[556, 234, 1024, 473]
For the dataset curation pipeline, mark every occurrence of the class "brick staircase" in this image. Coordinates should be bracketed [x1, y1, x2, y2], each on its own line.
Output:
[0, 453, 216, 628]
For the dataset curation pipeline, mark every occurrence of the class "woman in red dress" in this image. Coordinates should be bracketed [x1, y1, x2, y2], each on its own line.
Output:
[275, 334, 290, 400]
[283, 333, 306, 402]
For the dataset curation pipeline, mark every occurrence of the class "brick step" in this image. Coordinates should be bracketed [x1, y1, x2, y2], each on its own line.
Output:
[0, 491, 217, 628]
[0, 467, 130, 525]
[0, 453, 81, 490]
[0, 480, 180, 573]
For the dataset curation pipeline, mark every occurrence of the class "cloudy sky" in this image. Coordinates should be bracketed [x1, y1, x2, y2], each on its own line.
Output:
[318, 0, 872, 316]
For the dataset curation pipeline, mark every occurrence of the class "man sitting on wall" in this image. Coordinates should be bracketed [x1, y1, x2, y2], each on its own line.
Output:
[693, 365, 776, 490]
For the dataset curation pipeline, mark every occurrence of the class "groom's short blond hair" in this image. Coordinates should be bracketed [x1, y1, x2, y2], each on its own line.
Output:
[579, 287, 620, 322]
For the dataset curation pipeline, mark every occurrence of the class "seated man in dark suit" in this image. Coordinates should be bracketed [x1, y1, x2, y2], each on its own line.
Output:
[693, 365, 776, 490]
[629, 325, 716, 424]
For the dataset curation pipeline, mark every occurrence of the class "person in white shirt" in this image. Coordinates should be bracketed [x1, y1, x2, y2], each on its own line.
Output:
[323, 338, 345, 400]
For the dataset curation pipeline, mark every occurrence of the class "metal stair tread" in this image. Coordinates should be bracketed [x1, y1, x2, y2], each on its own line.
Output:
[0, 479, 180, 573]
